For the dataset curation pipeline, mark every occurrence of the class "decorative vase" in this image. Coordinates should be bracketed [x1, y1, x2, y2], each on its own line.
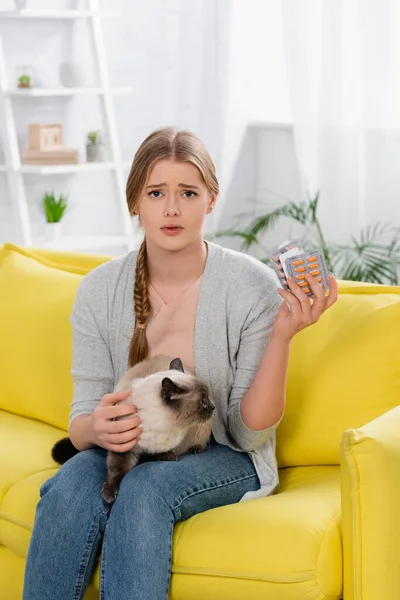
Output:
[44, 222, 63, 243]
[59, 62, 85, 88]
[86, 143, 106, 162]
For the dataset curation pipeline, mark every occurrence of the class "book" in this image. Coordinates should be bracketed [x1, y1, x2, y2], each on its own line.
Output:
[22, 148, 80, 165]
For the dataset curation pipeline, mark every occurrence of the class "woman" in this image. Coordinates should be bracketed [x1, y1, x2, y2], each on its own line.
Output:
[23, 126, 337, 600]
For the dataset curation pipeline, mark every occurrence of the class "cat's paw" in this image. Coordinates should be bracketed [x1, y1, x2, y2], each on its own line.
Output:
[101, 482, 118, 504]
[187, 445, 203, 454]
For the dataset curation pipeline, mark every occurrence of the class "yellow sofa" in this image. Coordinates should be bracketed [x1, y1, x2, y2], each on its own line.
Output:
[0, 241, 399, 600]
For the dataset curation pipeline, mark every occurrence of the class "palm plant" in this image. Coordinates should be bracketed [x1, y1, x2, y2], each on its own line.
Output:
[211, 193, 400, 285]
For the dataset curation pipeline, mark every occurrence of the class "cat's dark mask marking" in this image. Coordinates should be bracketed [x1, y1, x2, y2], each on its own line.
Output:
[169, 357, 185, 373]
[52, 355, 214, 505]
[161, 377, 186, 406]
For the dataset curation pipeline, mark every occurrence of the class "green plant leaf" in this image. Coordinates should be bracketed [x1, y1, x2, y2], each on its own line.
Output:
[213, 229, 260, 250]
[87, 130, 101, 144]
[329, 222, 400, 284]
[214, 193, 400, 284]
[42, 191, 68, 223]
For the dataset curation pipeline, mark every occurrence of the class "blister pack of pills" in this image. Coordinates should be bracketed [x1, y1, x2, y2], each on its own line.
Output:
[270, 240, 330, 298]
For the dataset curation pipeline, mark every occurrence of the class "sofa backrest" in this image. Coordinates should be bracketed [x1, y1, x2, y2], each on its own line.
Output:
[0, 244, 110, 431]
[1, 243, 399, 466]
[276, 282, 400, 467]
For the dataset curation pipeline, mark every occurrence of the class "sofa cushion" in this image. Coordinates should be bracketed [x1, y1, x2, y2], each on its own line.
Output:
[0, 462, 342, 600]
[0, 411, 62, 503]
[28, 245, 111, 274]
[0, 243, 111, 275]
[0, 244, 84, 429]
[277, 282, 400, 467]
[169, 466, 342, 600]
[0, 546, 27, 600]
[0, 411, 61, 558]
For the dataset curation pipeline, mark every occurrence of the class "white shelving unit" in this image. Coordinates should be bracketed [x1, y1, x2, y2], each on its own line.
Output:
[7, 87, 132, 97]
[35, 234, 131, 251]
[20, 161, 132, 175]
[0, 1, 137, 252]
[0, 9, 120, 20]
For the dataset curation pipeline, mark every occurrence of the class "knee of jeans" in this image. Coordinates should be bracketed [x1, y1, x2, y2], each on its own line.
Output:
[117, 462, 173, 507]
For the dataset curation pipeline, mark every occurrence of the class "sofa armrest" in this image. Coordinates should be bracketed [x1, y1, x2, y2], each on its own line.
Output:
[340, 405, 400, 600]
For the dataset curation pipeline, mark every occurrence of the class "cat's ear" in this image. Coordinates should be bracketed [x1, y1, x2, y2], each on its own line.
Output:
[169, 358, 185, 373]
[161, 377, 185, 403]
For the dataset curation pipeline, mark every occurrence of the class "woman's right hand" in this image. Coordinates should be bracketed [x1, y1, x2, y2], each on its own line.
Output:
[89, 391, 142, 452]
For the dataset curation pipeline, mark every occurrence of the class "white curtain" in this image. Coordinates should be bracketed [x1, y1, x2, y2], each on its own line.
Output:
[108, 0, 233, 225]
[282, 0, 400, 243]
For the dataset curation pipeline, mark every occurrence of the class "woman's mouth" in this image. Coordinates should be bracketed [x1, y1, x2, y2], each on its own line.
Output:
[161, 226, 183, 236]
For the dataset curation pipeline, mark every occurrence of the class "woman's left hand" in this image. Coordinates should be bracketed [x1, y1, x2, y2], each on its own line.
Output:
[272, 273, 338, 343]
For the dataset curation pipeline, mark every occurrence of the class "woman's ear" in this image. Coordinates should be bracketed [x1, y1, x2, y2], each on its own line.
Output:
[206, 195, 217, 214]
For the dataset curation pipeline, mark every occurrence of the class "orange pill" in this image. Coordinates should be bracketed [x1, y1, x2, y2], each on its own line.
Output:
[295, 267, 306, 273]
[298, 281, 308, 287]
[303, 287, 311, 293]
[307, 256, 317, 262]
[308, 263, 318, 269]
[296, 274, 306, 280]
[292, 259, 304, 266]
[316, 277, 322, 282]
[311, 270, 321, 276]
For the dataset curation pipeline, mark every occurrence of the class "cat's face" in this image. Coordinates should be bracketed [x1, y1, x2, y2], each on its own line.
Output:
[160, 375, 215, 427]
[128, 357, 215, 430]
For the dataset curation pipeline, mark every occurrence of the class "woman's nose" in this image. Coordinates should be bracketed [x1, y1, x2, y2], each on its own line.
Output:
[164, 204, 180, 216]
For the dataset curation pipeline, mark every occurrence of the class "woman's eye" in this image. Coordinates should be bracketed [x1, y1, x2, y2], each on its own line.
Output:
[148, 190, 197, 199]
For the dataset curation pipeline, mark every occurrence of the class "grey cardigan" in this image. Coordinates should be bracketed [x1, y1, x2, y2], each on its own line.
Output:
[69, 241, 283, 501]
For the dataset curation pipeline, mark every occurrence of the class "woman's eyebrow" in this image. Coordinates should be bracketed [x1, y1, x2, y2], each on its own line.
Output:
[146, 182, 201, 189]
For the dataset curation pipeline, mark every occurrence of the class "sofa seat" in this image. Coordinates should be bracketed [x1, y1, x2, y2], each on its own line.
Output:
[0, 411, 61, 557]
[0, 412, 343, 600]
[167, 465, 342, 600]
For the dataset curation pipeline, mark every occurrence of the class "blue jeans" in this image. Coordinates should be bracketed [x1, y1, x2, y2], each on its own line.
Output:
[23, 441, 259, 600]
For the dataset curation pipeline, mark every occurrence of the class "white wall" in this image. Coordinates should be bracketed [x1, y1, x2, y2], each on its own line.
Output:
[2, 1, 398, 258]
[216, 0, 292, 227]
[0, 0, 235, 251]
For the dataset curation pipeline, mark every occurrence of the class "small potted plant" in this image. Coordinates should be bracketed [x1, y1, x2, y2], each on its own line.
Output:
[17, 74, 31, 89]
[42, 192, 68, 242]
[86, 129, 105, 162]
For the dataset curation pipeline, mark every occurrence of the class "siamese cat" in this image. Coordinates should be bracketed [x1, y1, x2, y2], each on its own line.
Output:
[51, 355, 215, 504]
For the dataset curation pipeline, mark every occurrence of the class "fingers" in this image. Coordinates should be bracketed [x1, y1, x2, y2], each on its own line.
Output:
[107, 426, 142, 446]
[277, 287, 303, 320]
[326, 275, 339, 308]
[304, 272, 327, 319]
[99, 391, 131, 406]
[286, 277, 313, 322]
[106, 415, 141, 434]
[103, 403, 138, 421]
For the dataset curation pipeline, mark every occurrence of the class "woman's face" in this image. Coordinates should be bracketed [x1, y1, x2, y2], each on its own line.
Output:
[137, 159, 216, 250]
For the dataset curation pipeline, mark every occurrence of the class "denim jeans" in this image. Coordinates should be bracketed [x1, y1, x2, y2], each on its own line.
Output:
[23, 440, 259, 600]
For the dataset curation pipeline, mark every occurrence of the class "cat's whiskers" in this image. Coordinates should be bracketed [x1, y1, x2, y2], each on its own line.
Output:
[193, 420, 206, 448]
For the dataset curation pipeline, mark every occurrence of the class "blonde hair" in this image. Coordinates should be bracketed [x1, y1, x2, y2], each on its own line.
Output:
[126, 126, 219, 368]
